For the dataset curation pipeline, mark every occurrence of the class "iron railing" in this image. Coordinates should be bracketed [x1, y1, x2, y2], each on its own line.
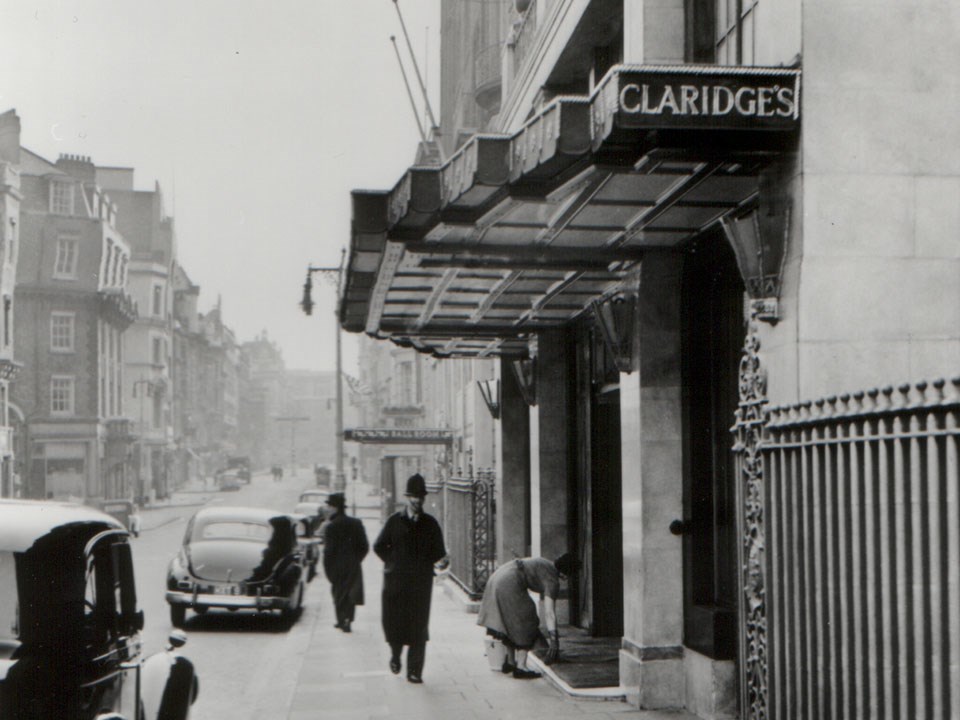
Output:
[738, 373, 960, 719]
[445, 468, 497, 599]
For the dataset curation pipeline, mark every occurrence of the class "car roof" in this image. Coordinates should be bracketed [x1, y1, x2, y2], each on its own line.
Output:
[192, 506, 290, 525]
[0, 499, 125, 552]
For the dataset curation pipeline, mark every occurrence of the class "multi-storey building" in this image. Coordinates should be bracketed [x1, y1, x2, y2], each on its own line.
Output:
[14, 151, 136, 502]
[238, 332, 285, 471]
[171, 261, 205, 483]
[197, 301, 240, 470]
[340, 2, 960, 717]
[98, 168, 177, 500]
[0, 111, 23, 498]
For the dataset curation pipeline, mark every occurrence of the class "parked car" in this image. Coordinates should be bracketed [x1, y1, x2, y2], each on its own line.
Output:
[226, 456, 252, 484]
[0, 499, 199, 719]
[290, 514, 321, 582]
[294, 500, 325, 534]
[216, 469, 243, 492]
[99, 498, 142, 537]
[165, 507, 308, 628]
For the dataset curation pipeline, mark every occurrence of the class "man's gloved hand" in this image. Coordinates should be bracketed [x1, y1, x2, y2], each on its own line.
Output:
[543, 631, 560, 664]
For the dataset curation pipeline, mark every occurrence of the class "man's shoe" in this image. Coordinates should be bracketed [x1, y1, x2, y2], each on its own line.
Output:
[389, 658, 401, 675]
[407, 674, 423, 684]
[512, 668, 541, 680]
[341, 621, 351, 633]
[501, 660, 516, 674]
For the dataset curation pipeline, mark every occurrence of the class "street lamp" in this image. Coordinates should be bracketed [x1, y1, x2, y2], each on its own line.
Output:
[300, 248, 346, 494]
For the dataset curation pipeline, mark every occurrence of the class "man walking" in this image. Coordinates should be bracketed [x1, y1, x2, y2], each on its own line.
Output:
[322, 492, 369, 633]
[373, 473, 448, 684]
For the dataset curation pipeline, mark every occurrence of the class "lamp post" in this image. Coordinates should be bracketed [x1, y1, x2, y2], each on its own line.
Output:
[300, 248, 346, 494]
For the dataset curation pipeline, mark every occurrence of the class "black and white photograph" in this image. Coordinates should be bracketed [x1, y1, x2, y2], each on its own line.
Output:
[0, 1, 958, 718]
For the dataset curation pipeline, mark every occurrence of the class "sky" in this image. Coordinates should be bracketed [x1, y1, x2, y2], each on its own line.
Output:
[0, 0, 443, 373]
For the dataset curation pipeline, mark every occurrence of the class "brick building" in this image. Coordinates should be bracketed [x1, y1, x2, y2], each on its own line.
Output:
[14, 151, 136, 501]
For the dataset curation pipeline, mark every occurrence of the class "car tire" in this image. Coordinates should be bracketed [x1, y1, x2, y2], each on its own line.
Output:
[170, 603, 186, 628]
[282, 582, 304, 624]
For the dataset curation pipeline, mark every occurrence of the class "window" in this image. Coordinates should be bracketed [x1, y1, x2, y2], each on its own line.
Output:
[8, 218, 16, 266]
[51, 375, 75, 415]
[50, 181, 75, 215]
[54, 236, 79, 278]
[715, 0, 759, 65]
[152, 337, 163, 366]
[152, 285, 163, 316]
[50, 312, 75, 352]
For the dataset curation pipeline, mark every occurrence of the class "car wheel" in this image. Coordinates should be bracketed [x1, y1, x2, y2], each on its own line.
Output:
[282, 582, 304, 623]
[170, 603, 186, 628]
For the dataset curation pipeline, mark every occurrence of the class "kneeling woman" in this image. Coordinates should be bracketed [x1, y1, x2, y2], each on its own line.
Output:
[477, 553, 577, 679]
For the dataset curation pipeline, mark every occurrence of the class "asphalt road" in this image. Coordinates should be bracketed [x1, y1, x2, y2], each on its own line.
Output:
[130, 470, 334, 720]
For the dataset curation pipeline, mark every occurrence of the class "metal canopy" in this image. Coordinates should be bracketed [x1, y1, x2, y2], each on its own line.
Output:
[342, 64, 800, 358]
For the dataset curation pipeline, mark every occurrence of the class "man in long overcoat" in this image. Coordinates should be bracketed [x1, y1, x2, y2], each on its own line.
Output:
[322, 492, 369, 633]
[373, 473, 448, 684]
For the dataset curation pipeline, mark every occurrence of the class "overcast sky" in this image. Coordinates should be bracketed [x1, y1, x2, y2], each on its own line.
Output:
[0, 0, 442, 373]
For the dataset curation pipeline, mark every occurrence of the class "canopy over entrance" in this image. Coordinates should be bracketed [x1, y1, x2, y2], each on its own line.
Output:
[342, 64, 800, 358]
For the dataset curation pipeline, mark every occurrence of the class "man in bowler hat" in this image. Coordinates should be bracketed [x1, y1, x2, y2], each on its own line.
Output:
[373, 473, 448, 683]
[322, 492, 369, 633]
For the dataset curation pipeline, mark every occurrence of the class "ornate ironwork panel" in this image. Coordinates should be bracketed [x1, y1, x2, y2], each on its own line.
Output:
[472, 469, 496, 595]
[732, 319, 769, 720]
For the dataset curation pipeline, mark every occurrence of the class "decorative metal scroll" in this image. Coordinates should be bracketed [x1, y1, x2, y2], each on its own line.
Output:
[731, 319, 768, 720]
[472, 469, 496, 595]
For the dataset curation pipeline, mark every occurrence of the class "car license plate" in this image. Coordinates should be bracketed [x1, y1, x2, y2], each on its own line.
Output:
[214, 585, 237, 595]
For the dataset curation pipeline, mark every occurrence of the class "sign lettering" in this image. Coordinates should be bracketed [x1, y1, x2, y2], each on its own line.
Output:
[616, 69, 800, 131]
[343, 427, 454, 445]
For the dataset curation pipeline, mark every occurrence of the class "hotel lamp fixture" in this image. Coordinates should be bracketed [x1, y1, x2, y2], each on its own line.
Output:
[591, 293, 636, 374]
[476, 379, 501, 420]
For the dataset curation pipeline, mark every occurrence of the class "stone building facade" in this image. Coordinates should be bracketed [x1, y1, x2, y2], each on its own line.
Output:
[340, 1, 960, 718]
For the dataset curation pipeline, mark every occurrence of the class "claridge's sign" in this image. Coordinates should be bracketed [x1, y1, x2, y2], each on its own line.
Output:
[617, 68, 800, 131]
[343, 427, 454, 444]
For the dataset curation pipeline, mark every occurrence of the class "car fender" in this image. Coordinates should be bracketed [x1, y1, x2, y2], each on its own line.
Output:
[141, 652, 198, 720]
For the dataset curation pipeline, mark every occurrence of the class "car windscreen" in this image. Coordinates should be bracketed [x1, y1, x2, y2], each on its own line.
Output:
[0, 551, 19, 643]
[194, 521, 271, 543]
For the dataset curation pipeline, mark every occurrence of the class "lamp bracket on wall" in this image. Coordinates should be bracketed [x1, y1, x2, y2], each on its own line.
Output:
[591, 292, 636, 374]
[720, 194, 792, 325]
[476, 379, 501, 420]
[510, 358, 537, 407]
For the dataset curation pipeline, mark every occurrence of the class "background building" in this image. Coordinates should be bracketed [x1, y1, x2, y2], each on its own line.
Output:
[99, 168, 177, 501]
[0, 111, 23, 498]
[14, 151, 137, 502]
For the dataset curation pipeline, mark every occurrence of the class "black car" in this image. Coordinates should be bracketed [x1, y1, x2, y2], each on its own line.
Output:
[0, 499, 198, 719]
[166, 507, 308, 627]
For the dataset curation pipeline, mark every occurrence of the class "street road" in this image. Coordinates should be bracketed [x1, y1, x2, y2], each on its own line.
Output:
[130, 470, 330, 720]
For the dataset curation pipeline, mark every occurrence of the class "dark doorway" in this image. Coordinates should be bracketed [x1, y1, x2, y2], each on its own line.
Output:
[574, 321, 624, 637]
[680, 231, 745, 660]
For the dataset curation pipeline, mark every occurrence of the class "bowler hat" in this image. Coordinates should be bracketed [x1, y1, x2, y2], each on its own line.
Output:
[404, 473, 427, 498]
[326, 492, 346, 509]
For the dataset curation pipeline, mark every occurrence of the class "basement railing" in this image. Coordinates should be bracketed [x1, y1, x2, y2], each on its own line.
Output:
[736, 367, 960, 720]
[445, 468, 497, 599]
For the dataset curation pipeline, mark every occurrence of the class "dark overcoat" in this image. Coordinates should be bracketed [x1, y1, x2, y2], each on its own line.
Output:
[373, 510, 446, 645]
[322, 514, 369, 606]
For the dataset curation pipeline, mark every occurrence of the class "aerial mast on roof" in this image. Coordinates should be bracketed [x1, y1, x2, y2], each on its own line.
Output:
[391, 0, 445, 161]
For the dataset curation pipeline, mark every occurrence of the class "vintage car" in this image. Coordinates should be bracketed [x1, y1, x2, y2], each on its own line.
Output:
[166, 507, 308, 628]
[290, 515, 321, 582]
[98, 499, 142, 537]
[0, 499, 198, 719]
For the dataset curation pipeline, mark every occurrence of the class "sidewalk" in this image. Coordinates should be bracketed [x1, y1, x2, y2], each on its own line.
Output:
[284, 516, 697, 720]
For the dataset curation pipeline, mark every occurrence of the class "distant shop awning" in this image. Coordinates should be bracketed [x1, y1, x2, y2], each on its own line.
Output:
[341, 64, 800, 358]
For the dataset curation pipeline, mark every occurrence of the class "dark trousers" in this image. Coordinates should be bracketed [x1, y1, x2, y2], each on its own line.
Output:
[332, 591, 355, 626]
[390, 641, 426, 677]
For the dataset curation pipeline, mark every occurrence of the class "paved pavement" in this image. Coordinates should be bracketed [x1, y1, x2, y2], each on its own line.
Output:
[282, 516, 697, 720]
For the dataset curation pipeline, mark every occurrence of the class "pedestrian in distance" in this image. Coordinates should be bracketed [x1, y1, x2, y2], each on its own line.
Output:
[322, 492, 369, 633]
[373, 473, 449, 684]
[477, 553, 580, 679]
